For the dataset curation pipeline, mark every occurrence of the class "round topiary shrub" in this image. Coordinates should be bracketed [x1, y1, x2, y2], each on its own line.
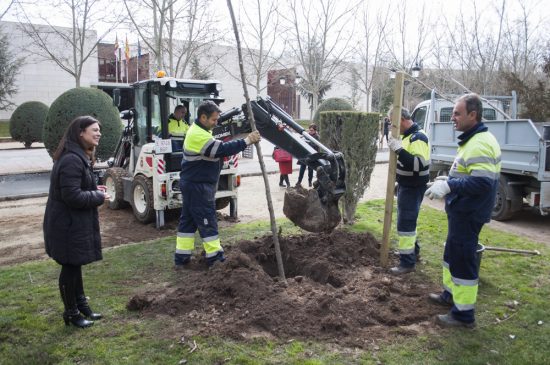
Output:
[312, 98, 354, 124]
[43, 87, 122, 161]
[9, 101, 49, 148]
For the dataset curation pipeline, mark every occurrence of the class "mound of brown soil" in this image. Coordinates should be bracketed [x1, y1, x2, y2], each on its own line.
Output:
[127, 230, 441, 348]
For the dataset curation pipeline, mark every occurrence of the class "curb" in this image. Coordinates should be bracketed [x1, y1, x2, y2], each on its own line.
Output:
[0, 192, 48, 202]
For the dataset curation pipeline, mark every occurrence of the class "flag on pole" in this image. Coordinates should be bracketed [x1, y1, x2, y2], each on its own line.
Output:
[125, 35, 130, 63]
[136, 39, 141, 82]
[125, 35, 130, 82]
[114, 34, 119, 83]
[114, 34, 119, 58]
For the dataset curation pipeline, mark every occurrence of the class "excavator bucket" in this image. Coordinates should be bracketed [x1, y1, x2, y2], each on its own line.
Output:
[283, 153, 346, 233]
[283, 185, 341, 233]
[243, 97, 346, 232]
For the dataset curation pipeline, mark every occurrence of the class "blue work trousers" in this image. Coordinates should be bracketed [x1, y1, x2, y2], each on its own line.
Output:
[177, 181, 219, 245]
[443, 213, 484, 323]
[397, 184, 426, 267]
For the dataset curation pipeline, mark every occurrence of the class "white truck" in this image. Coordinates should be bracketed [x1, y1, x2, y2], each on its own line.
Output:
[411, 90, 550, 220]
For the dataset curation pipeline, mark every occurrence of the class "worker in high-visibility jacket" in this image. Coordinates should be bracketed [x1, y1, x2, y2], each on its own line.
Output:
[387, 107, 430, 275]
[174, 101, 261, 268]
[167, 105, 189, 152]
[425, 93, 501, 328]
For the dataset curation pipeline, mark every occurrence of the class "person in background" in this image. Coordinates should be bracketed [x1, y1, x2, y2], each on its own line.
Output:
[273, 146, 293, 187]
[174, 101, 261, 269]
[383, 116, 392, 145]
[425, 93, 501, 328]
[168, 104, 189, 152]
[387, 107, 430, 275]
[296, 123, 320, 187]
[43, 116, 109, 328]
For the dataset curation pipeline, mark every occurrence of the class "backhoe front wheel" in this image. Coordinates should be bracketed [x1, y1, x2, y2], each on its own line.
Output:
[103, 167, 129, 210]
[131, 175, 155, 223]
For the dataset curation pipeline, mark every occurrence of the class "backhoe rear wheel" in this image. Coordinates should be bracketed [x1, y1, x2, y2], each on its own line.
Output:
[103, 167, 129, 210]
[131, 175, 155, 223]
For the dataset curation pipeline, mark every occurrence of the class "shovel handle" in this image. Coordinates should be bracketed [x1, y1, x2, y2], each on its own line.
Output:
[484, 246, 541, 255]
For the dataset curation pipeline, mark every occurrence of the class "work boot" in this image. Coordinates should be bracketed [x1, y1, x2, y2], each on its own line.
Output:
[435, 313, 476, 329]
[77, 295, 102, 320]
[428, 293, 453, 307]
[279, 183, 286, 187]
[174, 253, 191, 270]
[295, 182, 302, 188]
[206, 251, 226, 267]
[389, 265, 415, 275]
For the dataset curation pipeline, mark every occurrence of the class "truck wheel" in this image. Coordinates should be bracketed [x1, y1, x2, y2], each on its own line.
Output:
[104, 168, 129, 210]
[131, 175, 155, 223]
[216, 197, 231, 210]
[492, 176, 515, 221]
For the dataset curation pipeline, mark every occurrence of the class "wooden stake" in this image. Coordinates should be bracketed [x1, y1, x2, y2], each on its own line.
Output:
[380, 72, 404, 267]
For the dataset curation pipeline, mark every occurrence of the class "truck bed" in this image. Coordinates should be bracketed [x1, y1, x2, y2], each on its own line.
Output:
[430, 119, 550, 181]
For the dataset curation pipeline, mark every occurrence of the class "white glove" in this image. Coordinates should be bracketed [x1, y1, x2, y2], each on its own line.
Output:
[435, 175, 448, 181]
[387, 135, 402, 152]
[425, 179, 451, 200]
[245, 130, 261, 145]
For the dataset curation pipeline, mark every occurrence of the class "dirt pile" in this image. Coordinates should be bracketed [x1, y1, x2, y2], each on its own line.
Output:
[283, 186, 341, 233]
[127, 230, 441, 348]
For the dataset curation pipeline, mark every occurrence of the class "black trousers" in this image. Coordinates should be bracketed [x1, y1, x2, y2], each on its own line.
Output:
[59, 264, 85, 312]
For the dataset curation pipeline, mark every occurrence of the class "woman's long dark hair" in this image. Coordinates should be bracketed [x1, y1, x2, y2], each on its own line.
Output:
[53, 116, 101, 164]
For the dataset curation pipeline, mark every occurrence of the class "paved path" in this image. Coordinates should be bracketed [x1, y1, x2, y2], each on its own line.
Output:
[0, 139, 389, 199]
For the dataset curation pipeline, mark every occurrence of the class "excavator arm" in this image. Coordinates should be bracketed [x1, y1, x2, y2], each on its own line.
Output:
[214, 96, 346, 232]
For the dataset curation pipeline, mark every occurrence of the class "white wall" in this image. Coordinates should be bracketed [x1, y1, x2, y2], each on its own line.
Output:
[0, 21, 98, 120]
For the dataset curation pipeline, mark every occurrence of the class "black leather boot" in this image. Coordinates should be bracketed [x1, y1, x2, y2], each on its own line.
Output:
[60, 285, 93, 328]
[63, 309, 94, 328]
[77, 295, 102, 320]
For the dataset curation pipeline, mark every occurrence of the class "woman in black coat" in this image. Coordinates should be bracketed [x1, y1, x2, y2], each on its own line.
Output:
[43, 116, 111, 328]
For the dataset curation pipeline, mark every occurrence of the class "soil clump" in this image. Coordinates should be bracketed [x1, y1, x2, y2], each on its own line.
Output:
[128, 230, 441, 348]
[283, 186, 341, 233]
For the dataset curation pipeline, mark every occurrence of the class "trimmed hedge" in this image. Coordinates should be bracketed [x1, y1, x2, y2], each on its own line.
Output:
[9, 101, 49, 148]
[312, 98, 354, 124]
[319, 111, 379, 223]
[43, 87, 122, 160]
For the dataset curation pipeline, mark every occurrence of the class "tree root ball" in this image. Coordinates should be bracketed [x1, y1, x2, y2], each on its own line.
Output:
[283, 186, 341, 232]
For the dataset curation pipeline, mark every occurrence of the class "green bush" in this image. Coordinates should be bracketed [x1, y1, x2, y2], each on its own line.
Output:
[319, 111, 379, 223]
[43, 87, 122, 160]
[9, 101, 49, 148]
[312, 98, 354, 125]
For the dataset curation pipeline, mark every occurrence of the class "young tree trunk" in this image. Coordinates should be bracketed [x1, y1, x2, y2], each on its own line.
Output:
[226, 0, 286, 282]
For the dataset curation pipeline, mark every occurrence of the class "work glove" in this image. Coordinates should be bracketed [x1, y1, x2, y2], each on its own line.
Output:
[425, 178, 451, 200]
[245, 130, 261, 145]
[387, 135, 403, 153]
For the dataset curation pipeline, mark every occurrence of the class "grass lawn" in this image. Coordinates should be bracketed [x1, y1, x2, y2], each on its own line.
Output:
[0, 121, 10, 138]
[1, 200, 548, 364]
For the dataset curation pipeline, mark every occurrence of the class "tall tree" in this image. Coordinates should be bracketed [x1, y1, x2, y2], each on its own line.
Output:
[15, 0, 123, 87]
[0, 27, 23, 110]
[214, 0, 283, 96]
[352, 2, 390, 112]
[283, 0, 357, 119]
[123, 0, 219, 78]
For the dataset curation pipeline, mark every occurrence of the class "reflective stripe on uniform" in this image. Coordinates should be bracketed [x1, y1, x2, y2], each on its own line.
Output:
[397, 169, 430, 176]
[398, 230, 416, 254]
[442, 262, 453, 294]
[451, 276, 478, 311]
[176, 232, 195, 253]
[203, 235, 222, 256]
[450, 131, 501, 181]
